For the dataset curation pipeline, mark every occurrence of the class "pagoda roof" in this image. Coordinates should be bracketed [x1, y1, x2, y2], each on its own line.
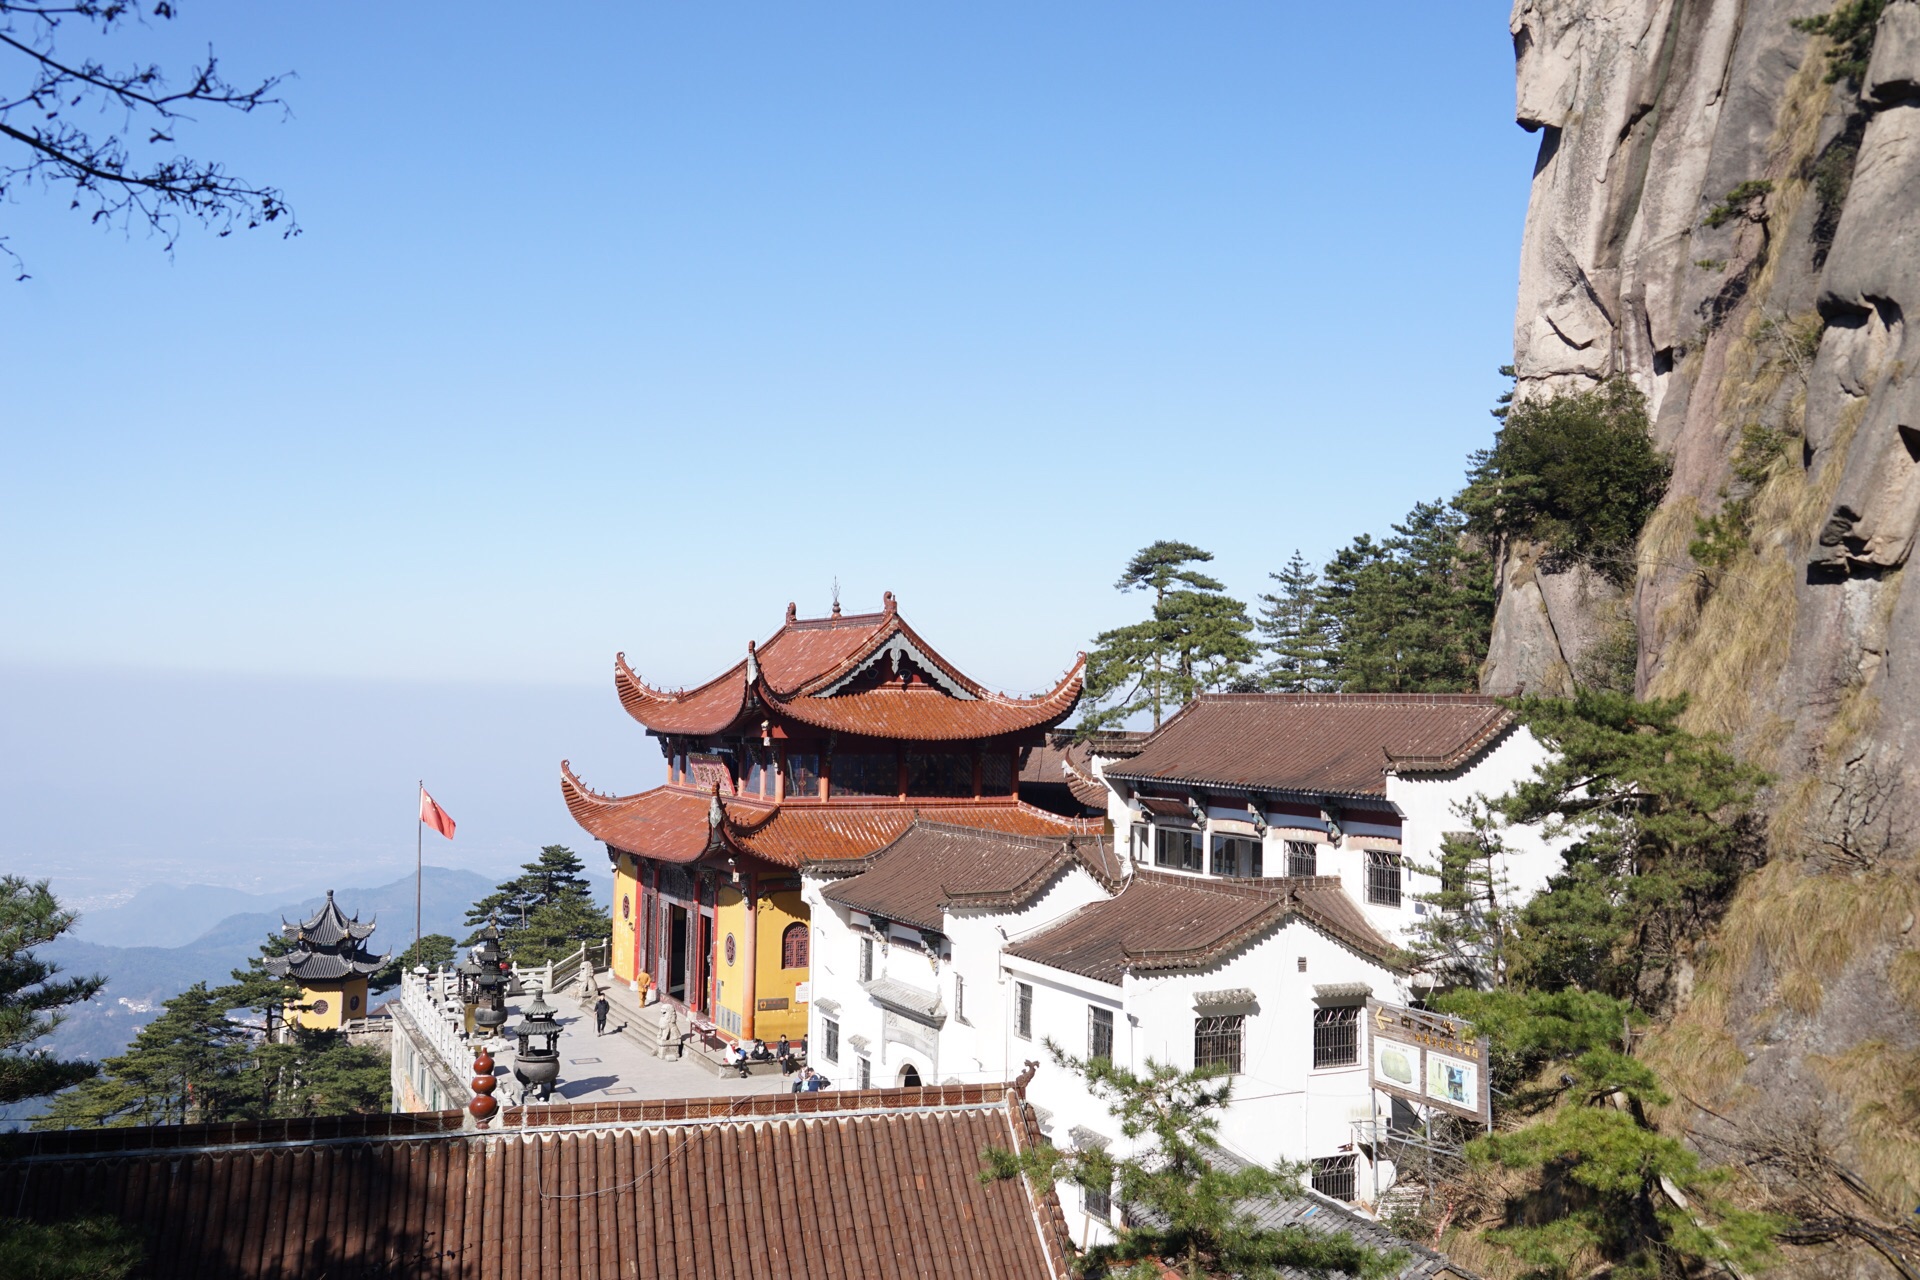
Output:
[283, 891, 378, 948]
[613, 593, 1083, 742]
[262, 948, 385, 982]
[561, 763, 1101, 870]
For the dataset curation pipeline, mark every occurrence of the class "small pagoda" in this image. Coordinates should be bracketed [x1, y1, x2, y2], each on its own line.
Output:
[263, 891, 386, 1031]
[561, 591, 1096, 1045]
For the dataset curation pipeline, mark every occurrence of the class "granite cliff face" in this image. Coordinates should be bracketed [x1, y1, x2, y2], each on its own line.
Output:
[1486, 2, 1920, 1272]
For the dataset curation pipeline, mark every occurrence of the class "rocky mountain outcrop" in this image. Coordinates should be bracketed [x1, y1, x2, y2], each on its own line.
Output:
[1489, 2, 1920, 1273]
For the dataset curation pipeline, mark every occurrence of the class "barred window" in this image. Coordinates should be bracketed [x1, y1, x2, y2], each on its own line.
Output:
[980, 751, 1014, 795]
[1089, 1006, 1114, 1061]
[1312, 1005, 1360, 1068]
[1365, 849, 1403, 907]
[1016, 981, 1034, 1040]
[859, 936, 874, 982]
[1082, 1175, 1111, 1221]
[955, 973, 967, 1024]
[1286, 839, 1318, 878]
[1156, 827, 1202, 872]
[781, 922, 809, 969]
[906, 751, 974, 798]
[1194, 1013, 1244, 1074]
[1311, 1154, 1357, 1202]
[856, 1054, 871, 1088]
[822, 1017, 840, 1063]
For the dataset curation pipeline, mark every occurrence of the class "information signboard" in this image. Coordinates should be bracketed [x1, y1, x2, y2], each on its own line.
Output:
[1366, 999, 1491, 1123]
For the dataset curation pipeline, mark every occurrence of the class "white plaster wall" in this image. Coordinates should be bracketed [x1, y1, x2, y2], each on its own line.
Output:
[1384, 726, 1565, 946]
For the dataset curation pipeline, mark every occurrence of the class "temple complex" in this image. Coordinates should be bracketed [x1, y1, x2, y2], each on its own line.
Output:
[560, 592, 1097, 1046]
[262, 891, 385, 1031]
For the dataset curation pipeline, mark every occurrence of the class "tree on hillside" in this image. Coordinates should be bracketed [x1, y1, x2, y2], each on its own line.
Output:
[1317, 502, 1493, 693]
[465, 846, 606, 966]
[246, 1028, 388, 1119]
[219, 929, 299, 1047]
[37, 981, 252, 1128]
[1253, 551, 1331, 691]
[1493, 691, 1766, 1009]
[0, 0, 297, 273]
[0, 877, 104, 1106]
[984, 1047, 1396, 1279]
[1081, 541, 1258, 733]
[1458, 376, 1667, 581]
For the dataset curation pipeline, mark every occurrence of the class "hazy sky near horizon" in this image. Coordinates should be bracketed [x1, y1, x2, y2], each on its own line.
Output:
[2, 4, 1541, 907]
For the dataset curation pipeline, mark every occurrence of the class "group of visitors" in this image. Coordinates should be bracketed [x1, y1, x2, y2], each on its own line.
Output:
[724, 1034, 803, 1079]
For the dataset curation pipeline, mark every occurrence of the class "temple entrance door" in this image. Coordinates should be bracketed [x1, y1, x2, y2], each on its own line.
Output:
[667, 906, 689, 1002]
[695, 913, 715, 1016]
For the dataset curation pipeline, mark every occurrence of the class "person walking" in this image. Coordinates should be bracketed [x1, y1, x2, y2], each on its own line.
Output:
[594, 993, 611, 1036]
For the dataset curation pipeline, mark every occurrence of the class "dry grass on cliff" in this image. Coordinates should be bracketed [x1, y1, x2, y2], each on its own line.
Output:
[1808, 1039, 1920, 1212]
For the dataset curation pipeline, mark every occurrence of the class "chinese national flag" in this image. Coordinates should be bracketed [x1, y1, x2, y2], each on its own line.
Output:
[419, 787, 456, 840]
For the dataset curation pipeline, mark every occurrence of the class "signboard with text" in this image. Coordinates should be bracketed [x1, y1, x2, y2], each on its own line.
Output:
[1366, 999, 1491, 1123]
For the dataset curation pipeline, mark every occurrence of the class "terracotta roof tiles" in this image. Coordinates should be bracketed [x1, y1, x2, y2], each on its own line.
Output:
[610, 597, 1083, 742]
[1107, 694, 1515, 799]
[1004, 870, 1400, 986]
[2, 1086, 1072, 1280]
[561, 765, 1101, 870]
[823, 822, 1113, 931]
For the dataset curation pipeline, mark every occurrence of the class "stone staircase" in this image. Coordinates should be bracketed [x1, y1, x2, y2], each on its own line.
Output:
[591, 979, 801, 1079]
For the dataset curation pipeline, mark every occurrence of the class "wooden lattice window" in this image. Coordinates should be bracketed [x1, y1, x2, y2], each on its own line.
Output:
[781, 922, 809, 969]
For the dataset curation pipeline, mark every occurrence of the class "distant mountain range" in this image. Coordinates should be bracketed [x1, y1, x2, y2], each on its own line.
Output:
[39, 867, 497, 1064]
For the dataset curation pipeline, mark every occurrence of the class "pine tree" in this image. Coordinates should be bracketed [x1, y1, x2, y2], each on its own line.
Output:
[466, 846, 606, 965]
[1082, 542, 1257, 732]
[247, 1028, 389, 1118]
[1322, 502, 1493, 693]
[1254, 551, 1330, 691]
[37, 983, 253, 1128]
[0, 878, 104, 1106]
[983, 1046, 1397, 1279]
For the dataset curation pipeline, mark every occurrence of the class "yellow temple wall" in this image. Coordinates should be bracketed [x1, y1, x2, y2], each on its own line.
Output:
[714, 886, 748, 1037]
[290, 977, 368, 1031]
[610, 854, 639, 985]
[752, 889, 808, 1043]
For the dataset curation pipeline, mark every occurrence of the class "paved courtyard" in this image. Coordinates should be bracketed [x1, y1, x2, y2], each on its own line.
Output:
[494, 982, 796, 1105]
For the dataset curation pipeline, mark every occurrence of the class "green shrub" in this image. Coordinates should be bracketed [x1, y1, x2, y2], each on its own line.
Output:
[1793, 0, 1889, 86]
[1702, 180, 1773, 229]
[1460, 376, 1669, 578]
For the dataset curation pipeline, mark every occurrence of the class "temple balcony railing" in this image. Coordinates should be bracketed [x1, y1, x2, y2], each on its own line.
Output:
[397, 965, 471, 1076]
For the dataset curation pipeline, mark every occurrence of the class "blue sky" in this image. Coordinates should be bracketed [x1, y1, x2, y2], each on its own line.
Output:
[1, 4, 1538, 907]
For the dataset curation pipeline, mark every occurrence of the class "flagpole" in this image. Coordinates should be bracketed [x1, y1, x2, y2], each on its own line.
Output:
[416, 779, 423, 946]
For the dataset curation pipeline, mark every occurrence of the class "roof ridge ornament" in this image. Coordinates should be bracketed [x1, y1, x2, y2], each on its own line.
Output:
[883, 590, 896, 615]
[745, 640, 759, 685]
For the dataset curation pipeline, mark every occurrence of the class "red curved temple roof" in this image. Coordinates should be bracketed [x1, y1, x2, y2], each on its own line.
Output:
[561, 763, 1099, 869]
[613, 595, 1084, 742]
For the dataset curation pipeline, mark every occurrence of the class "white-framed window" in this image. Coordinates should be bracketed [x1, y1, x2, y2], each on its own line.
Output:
[1015, 981, 1034, 1039]
[1082, 1175, 1111, 1221]
[856, 1054, 872, 1088]
[1155, 827, 1202, 872]
[859, 936, 875, 981]
[955, 973, 967, 1024]
[1129, 822, 1150, 863]
[1089, 1005, 1114, 1061]
[1210, 835, 1263, 878]
[1311, 1153, 1358, 1202]
[821, 1016, 840, 1063]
